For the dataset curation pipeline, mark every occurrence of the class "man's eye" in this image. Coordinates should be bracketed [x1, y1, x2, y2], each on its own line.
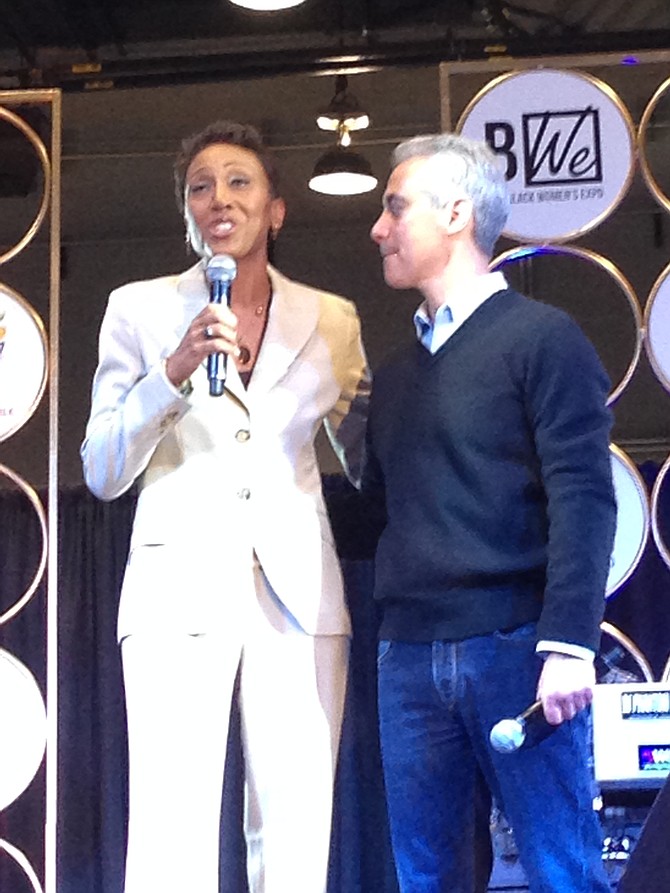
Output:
[386, 198, 406, 218]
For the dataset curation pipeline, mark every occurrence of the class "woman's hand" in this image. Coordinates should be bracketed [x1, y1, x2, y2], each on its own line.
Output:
[165, 304, 240, 388]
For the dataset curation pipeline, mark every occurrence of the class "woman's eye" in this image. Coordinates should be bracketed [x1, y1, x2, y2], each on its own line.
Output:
[230, 175, 250, 188]
[187, 182, 209, 195]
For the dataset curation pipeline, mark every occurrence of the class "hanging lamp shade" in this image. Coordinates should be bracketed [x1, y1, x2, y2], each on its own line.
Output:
[309, 146, 377, 196]
[229, 0, 306, 9]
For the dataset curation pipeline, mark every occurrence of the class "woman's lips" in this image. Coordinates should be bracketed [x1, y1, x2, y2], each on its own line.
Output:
[210, 220, 234, 238]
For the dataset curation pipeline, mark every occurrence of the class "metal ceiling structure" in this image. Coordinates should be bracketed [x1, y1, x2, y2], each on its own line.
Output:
[0, 0, 669, 91]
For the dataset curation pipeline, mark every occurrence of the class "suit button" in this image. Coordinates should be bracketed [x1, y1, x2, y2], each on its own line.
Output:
[238, 488, 251, 500]
[235, 429, 250, 442]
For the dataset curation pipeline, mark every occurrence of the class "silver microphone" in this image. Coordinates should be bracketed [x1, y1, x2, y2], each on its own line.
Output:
[489, 700, 543, 754]
[205, 254, 237, 397]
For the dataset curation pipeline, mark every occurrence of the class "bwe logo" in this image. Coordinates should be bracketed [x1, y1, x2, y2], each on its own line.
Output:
[485, 106, 603, 187]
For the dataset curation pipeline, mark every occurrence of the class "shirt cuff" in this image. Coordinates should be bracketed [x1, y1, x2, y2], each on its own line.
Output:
[536, 640, 595, 662]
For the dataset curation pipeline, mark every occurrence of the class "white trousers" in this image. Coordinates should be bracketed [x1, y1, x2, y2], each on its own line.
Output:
[121, 564, 349, 893]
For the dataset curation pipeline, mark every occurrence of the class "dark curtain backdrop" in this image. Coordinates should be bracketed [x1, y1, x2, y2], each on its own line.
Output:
[1, 469, 670, 892]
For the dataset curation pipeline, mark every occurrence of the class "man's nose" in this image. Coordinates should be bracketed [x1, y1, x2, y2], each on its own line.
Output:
[370, 212, 387, 243]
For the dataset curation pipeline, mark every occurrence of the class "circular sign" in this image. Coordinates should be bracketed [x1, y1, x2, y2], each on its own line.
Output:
[492, 244, 642, 405]
[0, 648, 46, 812]
[0, 283, 48, 442]
[608, 445, 649, 598]
[0, 105, 50, 265]
[457, 69, 635, 243]
[644, 260, 670, 394]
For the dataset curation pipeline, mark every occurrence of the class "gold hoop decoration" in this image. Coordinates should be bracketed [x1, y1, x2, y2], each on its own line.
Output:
[491, 244, 642, 405]
[456, 69, 636, 243]
[0, 839, 43, 893]
[638, 75, 670, 214]
[607, 445, 650, 598]
[651, 452, 670, 574]
[0, 104, 51, 265]
[0, 282, 48, 441]
[598, 621, 654, 683]
[644, 259, 670, 394]
[0, 649, 47, 813]
[0, 465, 47, 626]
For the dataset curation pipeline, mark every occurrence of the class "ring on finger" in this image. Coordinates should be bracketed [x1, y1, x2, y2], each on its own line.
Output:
[204, 325, 214, 339]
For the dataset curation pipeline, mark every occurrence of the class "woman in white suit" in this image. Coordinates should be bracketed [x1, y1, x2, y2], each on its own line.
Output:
[81, 121, 371, 893]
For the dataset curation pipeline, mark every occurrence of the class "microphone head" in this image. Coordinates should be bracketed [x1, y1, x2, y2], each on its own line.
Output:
[489, 717, 527, 754]
[205, 254, 237, 283]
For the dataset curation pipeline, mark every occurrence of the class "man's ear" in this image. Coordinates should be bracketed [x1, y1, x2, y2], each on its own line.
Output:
[440, 197, 473, 237]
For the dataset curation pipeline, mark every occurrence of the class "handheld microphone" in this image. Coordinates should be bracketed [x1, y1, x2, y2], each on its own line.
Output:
[489, 700, 546, 754]
[205, 254, 237, 397]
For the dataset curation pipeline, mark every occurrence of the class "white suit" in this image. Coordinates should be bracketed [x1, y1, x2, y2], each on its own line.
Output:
[81, 260, 371, 893]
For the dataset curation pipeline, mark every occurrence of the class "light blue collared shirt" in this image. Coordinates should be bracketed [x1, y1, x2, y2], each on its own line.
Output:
[413, 271, 507, 354]
[412, 270, 594, 663]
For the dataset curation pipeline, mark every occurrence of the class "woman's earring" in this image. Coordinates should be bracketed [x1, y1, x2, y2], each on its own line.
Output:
[184, 229, 192, 253]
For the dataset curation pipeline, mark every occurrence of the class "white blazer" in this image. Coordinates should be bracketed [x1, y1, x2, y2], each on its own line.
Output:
[81, 262, 371, 639]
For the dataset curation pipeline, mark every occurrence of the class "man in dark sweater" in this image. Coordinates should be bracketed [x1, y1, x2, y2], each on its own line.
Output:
[365, 133, 616, 892]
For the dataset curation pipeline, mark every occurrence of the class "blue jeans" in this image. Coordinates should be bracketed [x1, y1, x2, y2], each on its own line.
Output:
[377, 624, 609, 893]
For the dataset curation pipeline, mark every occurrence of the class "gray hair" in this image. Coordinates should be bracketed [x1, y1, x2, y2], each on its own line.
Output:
[392, 133, 510, 257]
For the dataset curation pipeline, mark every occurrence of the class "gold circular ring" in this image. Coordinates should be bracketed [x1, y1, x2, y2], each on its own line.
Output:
[638, 75, 670, 214]
[0, 105, 51, 265]
[599, 621, 654, 683]
[0, 465, 47, 626]
[491, 243, 643, 405]
[607, 444, 650, 598]
[0, 281, 49, 442]
[0, 839, 43, 893]
[650, 452, 670, 577]
[643, 259, 670, 394]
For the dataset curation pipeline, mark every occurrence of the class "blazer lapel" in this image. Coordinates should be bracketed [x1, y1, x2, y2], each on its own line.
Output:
[248, 266, 318, 395]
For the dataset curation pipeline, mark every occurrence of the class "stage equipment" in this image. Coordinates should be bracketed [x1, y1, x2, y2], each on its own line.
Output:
[592, 682, 670, 790]
[456, 68, 635, 243]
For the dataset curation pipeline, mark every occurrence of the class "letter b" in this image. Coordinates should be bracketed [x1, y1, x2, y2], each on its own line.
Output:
[485, 122, 517, 180]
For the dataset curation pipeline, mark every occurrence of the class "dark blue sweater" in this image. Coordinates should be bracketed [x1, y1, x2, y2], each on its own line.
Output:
[364, 288, 616, 651]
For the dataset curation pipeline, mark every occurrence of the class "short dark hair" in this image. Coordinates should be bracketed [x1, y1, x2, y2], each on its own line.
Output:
[174, 120, 281, 212]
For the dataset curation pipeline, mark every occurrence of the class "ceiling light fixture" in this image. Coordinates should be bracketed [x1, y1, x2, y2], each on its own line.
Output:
[309, 74, 377, 196]
[309, 147, 377, 196]
[229, 0, 307, 10]
[316, 74, 370, 134]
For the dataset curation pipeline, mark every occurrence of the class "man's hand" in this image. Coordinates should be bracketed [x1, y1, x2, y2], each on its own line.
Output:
[536, 652, 596, 726]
